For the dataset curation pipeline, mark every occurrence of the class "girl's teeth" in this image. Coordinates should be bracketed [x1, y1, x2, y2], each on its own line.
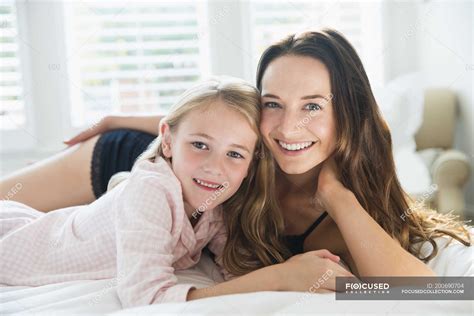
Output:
[278, 140, 313, 151]
[195, 179, 220, 188]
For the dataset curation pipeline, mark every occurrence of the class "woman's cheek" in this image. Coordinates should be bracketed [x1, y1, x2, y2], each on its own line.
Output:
[310, 119, 337, 152]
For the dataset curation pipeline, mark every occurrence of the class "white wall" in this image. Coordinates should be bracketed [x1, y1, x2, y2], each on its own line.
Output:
[383, 0, 473, 214]
[417, 0, 473, 211]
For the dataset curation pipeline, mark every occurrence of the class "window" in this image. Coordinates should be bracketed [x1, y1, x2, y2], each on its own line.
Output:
[0, 0, 387, 155]
[0, 1, 26, 130]
[63, 1, 209, 126]
[249, 0, 384, 85]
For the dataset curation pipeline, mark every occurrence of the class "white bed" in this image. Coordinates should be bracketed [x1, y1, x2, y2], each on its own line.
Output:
[1, 235, 473, 315]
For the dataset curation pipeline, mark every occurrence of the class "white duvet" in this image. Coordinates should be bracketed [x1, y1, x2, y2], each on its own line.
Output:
[1, 235, 473, 315]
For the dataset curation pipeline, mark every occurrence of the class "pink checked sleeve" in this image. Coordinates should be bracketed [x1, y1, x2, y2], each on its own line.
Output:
[115, 166, 195, 308]
[207, 222, 235, 281]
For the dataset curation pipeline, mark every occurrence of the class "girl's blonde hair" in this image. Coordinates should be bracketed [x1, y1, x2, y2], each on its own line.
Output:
[109, 76, 287, 275]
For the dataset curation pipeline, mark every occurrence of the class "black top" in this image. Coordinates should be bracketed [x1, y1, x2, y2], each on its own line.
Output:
[284, 211, 328, 255]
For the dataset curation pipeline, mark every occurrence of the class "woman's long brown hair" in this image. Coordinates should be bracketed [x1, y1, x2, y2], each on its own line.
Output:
[256, 29, 471, 262]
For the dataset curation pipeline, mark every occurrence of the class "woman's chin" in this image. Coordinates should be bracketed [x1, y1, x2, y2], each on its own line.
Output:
[275, 157, 326, 176]
[277, 161, 316, 175]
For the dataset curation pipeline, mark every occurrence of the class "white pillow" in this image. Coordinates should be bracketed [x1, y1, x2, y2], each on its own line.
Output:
[394, 146, 432, 197]
[375, 72, 425, 151]
[374, 72, 431, 196]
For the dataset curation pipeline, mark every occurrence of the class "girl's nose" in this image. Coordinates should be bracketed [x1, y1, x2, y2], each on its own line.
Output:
[202, 154, 224, 177]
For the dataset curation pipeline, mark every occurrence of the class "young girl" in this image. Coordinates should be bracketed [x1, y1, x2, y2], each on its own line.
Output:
[0, 76, 294, 308]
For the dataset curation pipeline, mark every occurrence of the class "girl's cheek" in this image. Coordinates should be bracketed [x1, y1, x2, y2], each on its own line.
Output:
[230, 165, 251, 185]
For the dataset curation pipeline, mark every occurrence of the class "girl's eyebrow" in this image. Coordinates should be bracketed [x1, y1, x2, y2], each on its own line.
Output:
[189, 133, 251, 154]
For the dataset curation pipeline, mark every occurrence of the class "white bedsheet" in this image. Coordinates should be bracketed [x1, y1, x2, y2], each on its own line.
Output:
[1, 236, 473, 315]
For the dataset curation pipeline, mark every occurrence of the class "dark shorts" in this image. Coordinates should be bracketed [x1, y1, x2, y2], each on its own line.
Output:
[90, 129, 155, 198]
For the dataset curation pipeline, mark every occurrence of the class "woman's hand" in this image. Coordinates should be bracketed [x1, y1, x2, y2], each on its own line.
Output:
[280, 249, 354, 293]
[63, 114, 163, 146]
[314, 156, 348, 213]
[63, 115, 114, 146]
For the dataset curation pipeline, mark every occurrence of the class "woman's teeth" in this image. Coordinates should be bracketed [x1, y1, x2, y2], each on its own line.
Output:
[194, 178, 221, 189]
[278, 140, 314, 151]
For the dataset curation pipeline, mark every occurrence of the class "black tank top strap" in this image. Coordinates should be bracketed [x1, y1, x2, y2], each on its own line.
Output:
[284, 211, 329, 255]
[301, 211, 328, 239]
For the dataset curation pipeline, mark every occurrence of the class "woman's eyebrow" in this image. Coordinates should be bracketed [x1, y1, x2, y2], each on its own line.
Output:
[261, 93, 280, 99]
[301, 94, 330, 101]
[262, 93, 330, 101]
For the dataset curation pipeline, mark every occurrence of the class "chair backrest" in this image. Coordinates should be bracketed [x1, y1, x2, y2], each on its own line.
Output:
[415, 88, 457, 150]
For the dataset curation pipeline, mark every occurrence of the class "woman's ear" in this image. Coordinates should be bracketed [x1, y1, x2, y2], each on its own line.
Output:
[160, 123, 172, 158]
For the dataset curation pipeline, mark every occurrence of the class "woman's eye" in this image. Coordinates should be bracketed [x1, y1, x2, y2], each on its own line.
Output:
[305, 103, 322, 111]
[263, 102, 281, 109]
[227, 151, 244, 159]
[191, 141, 208, 150]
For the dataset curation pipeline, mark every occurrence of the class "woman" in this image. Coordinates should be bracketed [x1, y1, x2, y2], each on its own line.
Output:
[1, 29, 470, 291]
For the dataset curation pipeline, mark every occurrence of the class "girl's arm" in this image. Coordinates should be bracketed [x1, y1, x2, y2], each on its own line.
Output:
[188, 249, 354, 300]
[64, 114, 164, 146]
[317, 159, 436, 277]
[115, 162, 195, 308]
[187, 263, 283, 300]
[201, 220, 354, 300]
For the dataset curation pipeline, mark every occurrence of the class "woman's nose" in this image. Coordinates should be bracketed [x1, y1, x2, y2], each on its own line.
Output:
[277, 108, 303, 138]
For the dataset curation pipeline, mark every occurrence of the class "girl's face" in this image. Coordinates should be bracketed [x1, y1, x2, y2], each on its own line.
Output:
[161, 99, 258, 213]
[259, 55, 337, 175]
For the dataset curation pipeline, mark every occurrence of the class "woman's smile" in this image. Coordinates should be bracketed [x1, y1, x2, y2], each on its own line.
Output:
[275, 138, 317, 155]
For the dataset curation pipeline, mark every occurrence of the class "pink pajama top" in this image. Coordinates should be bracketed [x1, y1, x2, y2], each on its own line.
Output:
[0, 157, 231, 308]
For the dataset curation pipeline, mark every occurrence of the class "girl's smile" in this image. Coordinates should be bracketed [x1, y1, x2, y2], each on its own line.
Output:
[192, 178, 226, 191]
[161, 99, 258, 215]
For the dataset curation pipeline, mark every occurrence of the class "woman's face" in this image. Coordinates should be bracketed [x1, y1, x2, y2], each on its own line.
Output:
[260, 55, 337, 175]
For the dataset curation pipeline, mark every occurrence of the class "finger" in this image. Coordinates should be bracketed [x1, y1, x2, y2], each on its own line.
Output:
[320, 270, 350, 292]
[63, 133, 89, 146]
[313, 249, 340, 263]
[313, 288, 334, 294]
[63, 128, 98, 146]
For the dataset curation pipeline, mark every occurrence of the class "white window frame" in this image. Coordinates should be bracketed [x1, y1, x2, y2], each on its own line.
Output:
[1, 0, 385, 158]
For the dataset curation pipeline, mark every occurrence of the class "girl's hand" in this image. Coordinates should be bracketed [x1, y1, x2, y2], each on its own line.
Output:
[280, 249, 354, 293]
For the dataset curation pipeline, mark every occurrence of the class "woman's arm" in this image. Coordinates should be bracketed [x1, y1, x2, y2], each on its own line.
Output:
[317, 159, 436, 277]
[64, 114, 163, 146]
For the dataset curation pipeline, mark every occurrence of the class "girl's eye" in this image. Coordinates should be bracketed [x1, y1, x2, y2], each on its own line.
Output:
[263, 102, 281, 109]
[191, 141, 208, 150]
[305, 103, 322, 111]
[227, 151, 244, 159]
